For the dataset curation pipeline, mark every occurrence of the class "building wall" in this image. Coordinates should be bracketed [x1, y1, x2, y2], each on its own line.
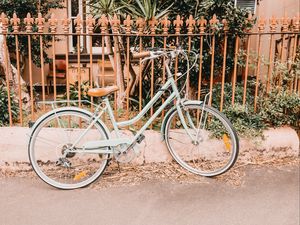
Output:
[23, 3, 68, 85]
[23, 0, 299, 86]
[257, 0, 299, 18]
[249, 0, 299, 80]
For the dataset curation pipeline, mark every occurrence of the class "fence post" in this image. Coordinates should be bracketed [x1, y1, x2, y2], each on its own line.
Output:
[123, 15, 133, 122]
[87, 15, 95, 110]
[208, 14, 218, 105]
[186, 15, 196, 98]
[74, 14, 82, 107]
[173, 15, 183, 85]
[11, 13, 22, 125]
[266, 16, 278, 93]
[242, 13, 254, 106]
[220, 18, 228, 112]
[136, 18, 145, 115]
[24, 13, 35, 120]
[62, 18, 71, 106]
[254, 17, 266, 112]
[35, 13, 46, 111]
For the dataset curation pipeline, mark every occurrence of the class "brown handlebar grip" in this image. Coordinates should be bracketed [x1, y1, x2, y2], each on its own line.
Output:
[132, 51, 151, 59]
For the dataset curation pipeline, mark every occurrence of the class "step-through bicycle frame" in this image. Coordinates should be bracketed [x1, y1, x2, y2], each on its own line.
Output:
[65, 56, 202, 155]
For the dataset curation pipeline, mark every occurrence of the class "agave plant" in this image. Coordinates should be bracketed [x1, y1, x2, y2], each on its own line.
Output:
[88, 0, 123, 18]
[120, 0, 173, 20]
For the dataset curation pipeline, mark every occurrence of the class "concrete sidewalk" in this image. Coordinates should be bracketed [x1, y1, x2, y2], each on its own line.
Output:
[0, 165, 299, 225]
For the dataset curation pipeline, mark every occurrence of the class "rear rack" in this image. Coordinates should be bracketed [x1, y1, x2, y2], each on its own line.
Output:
[36, 100, 99, 110]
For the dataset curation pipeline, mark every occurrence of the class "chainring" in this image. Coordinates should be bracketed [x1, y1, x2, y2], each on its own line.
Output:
[113, 144, 137, 163]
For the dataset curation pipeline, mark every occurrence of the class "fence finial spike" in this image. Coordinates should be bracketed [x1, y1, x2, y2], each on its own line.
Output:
[74, 14, 82, 34]
[111, 14, 120, 34]
[24, 12, 34, 32]
[62, 17, 71, 33]
[136, 17, 145, 35]
[186, 15, 195, 34]
[123, 15, 133, 34]
[161, 16, 170, 35]
[258, 17, 266, 32]
[0, 13, 8, 33]
[48, 13, 58, 33]
[221, 18, 229, 32]
[86, 15, 95, 34]
[11, 13, 20, 33]
[209, 14, 219, 32]
[209, 14, 219, 26]
[269, 15, 278, 32]
[149, 17, 158, 34]
[198, 16, 207, 34]
[111, 14, 120, 25]
[292, 14, 299, 32]
[173, 15, 183, 34]
[35, 12, 45, 33]
[99, 15, 108, 34]
[281, 14, 290, 32]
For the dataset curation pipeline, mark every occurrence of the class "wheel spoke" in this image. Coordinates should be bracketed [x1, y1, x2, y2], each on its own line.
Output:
[29, 109, 109, 189]
[165, 104, 238, 177]
[34, 135, 61, 147]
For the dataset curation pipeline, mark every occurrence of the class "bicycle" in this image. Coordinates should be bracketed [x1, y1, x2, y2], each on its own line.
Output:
[28, 47, 239, 189]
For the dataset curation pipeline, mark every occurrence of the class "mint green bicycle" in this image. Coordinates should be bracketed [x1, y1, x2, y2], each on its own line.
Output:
[28, 47, 239, 189]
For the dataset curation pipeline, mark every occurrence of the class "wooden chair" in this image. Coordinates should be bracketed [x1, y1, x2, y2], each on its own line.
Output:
[47, 60, 66, 95]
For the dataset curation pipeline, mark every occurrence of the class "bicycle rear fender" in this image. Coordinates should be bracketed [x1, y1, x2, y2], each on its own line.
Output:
[28, 107, 111, 139]
[160, 100, 203, 141]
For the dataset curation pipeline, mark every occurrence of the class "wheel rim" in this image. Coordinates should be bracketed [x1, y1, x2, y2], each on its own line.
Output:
[165, 105, 237, 176]
[29, 110, 109, 189]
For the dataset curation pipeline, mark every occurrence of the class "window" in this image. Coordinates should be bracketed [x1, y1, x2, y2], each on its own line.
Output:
[68, 0, 84, 52]
[235, 0, 257, 14]
[68, 0, 102, 53]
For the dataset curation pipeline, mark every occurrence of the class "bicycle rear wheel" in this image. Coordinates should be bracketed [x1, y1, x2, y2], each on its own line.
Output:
[28, 108, 110, 189]
[165, 103, 239, 177]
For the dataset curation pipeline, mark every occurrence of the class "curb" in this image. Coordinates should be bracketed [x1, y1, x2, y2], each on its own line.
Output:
[0, 126, 299, 165]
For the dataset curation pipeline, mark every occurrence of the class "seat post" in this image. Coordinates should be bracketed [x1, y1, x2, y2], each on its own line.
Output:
[103, 97, 120, 137]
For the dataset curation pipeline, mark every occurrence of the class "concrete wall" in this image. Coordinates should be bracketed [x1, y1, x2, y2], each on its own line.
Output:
[0, 126, 298, 165]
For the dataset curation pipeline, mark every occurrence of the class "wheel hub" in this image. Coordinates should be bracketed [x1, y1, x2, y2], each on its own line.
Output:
[62, 144, 76, 158]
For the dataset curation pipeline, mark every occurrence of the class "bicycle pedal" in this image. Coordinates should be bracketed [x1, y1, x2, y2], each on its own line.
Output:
[136, 134, 145, 144]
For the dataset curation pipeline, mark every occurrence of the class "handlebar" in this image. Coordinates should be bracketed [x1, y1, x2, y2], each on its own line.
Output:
[131, 48, 182, 62]
[131, 51, 151, 59]
[131, 47, 198, 82]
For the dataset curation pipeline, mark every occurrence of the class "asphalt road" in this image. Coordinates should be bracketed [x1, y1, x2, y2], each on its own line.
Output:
[0, 165, 299, 225]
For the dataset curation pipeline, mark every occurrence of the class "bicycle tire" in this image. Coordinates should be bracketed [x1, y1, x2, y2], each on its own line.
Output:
[164, 102, 239, 177]
[28, 107, 110, 189]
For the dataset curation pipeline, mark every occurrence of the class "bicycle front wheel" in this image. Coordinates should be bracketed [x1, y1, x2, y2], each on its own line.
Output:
[165, 103, 239, 177]
[28, 108, 110, 189]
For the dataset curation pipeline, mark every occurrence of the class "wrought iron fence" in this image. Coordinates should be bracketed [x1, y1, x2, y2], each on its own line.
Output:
[0, 12, 299, 127]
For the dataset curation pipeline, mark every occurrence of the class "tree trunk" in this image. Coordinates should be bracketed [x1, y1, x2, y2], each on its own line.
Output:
[0, 26, 30, 108]
[103, 32, 125, 108]
[104, 35, 115, 71]
[112, 35, 125, 108]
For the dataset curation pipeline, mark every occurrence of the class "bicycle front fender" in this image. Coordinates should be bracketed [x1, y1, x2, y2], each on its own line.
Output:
[160, 100, 203, 141]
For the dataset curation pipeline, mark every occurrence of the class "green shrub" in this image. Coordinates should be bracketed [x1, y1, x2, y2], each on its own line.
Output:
[60, 81, 94, 106]
[258, 88, 300, 128]
[0, 83, 19, 126]
[209, 80, 300, 138]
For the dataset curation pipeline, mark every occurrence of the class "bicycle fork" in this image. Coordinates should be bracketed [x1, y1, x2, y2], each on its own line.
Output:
[175, 93, 210, 144]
